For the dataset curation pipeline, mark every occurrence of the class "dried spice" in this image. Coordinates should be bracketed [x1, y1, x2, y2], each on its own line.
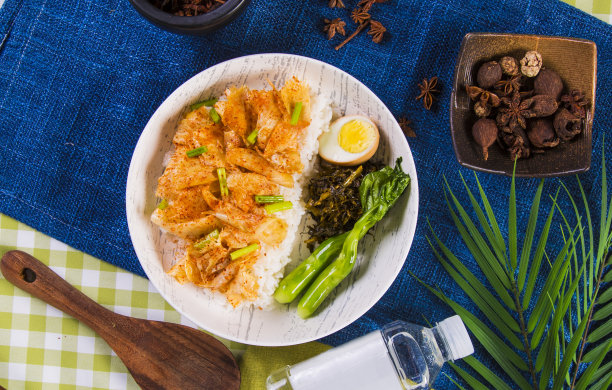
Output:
[323, 18, 346, 40]
[497, 91, 535, 131]
[466, 50, 588, 160]
[528, 119, 559, 148]
[495, 75, 522, 96]
[561, 89, 588, 119]
[499, 56, 519, 76]
[477, 61, 502, 89]
[305, 161, 382, 249]
[534, 69, 564, 101]
[150, 0, 225, 16]
[334, 1, 388, 50]
[416, 76, 440, 110]
[520, 51, 543, 77]
[398, 116, 416, 137]
[472, 118, 497, 160]
[328, 0, 345, 8]
[367, 20, 386, 43]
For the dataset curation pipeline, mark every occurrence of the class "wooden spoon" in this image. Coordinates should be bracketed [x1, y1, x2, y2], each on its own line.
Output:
[1, 250, 240, 390]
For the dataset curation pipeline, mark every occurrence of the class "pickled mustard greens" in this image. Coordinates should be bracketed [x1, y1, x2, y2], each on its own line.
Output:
[274, 158, 410, 318]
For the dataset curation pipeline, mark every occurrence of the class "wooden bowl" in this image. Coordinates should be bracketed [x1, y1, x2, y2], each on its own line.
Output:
[450, 33, 597, 177]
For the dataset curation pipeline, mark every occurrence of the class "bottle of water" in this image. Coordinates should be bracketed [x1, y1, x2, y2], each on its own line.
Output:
[266, 315, 474, 390]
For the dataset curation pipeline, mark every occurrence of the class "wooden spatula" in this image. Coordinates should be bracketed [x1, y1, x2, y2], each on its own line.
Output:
[1, 250, 240, 390]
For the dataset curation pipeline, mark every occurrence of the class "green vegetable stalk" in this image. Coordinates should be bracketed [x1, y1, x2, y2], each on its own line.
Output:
[286, 158, 410, 318]
[274, 232, 349, 304]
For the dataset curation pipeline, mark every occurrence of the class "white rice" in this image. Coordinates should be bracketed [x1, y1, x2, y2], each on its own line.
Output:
[250, 94, 332, 309]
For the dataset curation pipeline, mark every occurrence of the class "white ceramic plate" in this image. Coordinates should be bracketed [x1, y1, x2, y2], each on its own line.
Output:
[126, 54, 419, 346]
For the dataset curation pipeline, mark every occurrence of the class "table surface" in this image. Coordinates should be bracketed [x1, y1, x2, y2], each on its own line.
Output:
[1, 0, 611, 389]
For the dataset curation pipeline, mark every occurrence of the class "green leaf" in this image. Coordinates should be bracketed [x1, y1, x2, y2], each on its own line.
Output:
[604, 267, 612, 283]
[410, 275, 530, 389]
[587, 318, 612, 343]
[518, 179, 544, 291]
[443, 188, 515, 308]
[443, 371, 469, 390]
[598, 287, 612, 305]
[596, 146, 612, 286]
[583, 339, 612, 362]
[448, 362, 489, 390]
[426, 234, 522, 348]
[575, 339, 612, 390]
[462, 356, 515, 390]
[590, 372, 612, 390]
[551, 305, 593, 390]
[444, 178, 512, 289]
[508, 161, 518, 271]
[590, 360, 612, 386]
[473, 172, 507, 259]
[459, 172, 509, 270]
[528, 222, 577, 334]
[593, 300, 612, 321]
[576, 176, 595, 300]
[523, 188, 559, 310]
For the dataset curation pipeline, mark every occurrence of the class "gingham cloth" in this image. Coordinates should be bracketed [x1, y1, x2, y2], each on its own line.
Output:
[1, 0, 611, 389]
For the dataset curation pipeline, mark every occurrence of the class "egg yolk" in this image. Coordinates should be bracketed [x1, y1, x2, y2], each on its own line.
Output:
[337, 120, 375, 153]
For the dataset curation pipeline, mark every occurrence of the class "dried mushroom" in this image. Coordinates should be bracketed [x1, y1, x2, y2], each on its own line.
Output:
[520, 51, 543, 77]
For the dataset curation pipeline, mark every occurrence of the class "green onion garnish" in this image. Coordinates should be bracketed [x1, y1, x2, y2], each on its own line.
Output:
[246, 129, 258, 145]
[190, 98, 218, 111]
[264, 201, 293, 214]
[193, 229, 220, 249]
[158, 199, 169, 210]
[186, 146, 208, 158]
[255, 195, 284, 203]
[230, 244, 260, 261]
[217, 167, 228, 197]
[290, 102, 302, 125]
[209, 107, 221, 123]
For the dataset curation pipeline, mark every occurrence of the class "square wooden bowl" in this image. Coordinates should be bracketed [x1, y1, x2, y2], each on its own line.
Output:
[450, 33, 597, 177]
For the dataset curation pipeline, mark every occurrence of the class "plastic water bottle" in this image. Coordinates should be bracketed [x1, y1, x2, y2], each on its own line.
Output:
[266, 315, 474, 390]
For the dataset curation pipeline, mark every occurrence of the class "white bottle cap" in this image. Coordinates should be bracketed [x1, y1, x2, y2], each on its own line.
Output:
[437, 315, 474, 361]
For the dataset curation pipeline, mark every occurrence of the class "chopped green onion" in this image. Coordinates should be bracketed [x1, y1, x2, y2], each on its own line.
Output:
[255, 195, 284, 203]
[186, 146, 208, 158]
[246, 129, 258, 145]
[230, 244, 260, 261]
[217, 167, 228, 197]
[209, 107, 221, 123]
[264, 201, 293, 214]
[290, 102, 302, 125]
[190, 98, 218, 111]
[157, 199, 169, 210]
[194, 229, 220, 249]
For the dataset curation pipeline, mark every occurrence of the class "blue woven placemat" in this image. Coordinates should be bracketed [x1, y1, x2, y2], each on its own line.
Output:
[0, 0, 610, 386]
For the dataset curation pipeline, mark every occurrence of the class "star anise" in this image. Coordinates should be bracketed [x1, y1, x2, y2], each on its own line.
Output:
[497, 91, 535, 132]
[495, 75, 522, 96]
[465, 85, 500, 107]
[358, 0, 388, 11]
[323, 18, 346, 40]
[328, 0, 345, 8]
[398, 116, 416, 137]
[561, 89, 588, 119]
[368, 20, 386, 43]
[351, 8, 371, 24]
[416, 77, 440, 110]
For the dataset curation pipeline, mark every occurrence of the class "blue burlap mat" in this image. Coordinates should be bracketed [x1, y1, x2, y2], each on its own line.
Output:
[1, 0, 610, 387]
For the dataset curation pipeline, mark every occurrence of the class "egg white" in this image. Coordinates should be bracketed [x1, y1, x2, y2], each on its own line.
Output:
[318, 115, 379, 166]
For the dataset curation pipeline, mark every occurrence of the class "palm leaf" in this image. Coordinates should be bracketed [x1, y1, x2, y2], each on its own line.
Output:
[473, 172, 507, 258]
[518, 179, 544, 291]
[444, 371, 470, 390]
[448, 362, 489, 390]
[575, 340, 612, 390]
[583, 340, 612, 363]
[509, 162, 518, 270]
[462, 356, 515, 390]
[586, 318, 612, 343]
[592, 301, 612, 321]
[591, 372, 612, 390]
[589, 360, 612, 386]
[597, 286, 612, 305]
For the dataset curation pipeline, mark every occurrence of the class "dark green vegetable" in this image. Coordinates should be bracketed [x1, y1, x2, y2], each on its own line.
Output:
[305, 161, 381, 250]
[274, 232, 349, 304]
[296, 158, 410, 318]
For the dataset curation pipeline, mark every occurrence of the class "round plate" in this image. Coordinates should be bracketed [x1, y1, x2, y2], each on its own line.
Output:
[126, 54, 419, 346]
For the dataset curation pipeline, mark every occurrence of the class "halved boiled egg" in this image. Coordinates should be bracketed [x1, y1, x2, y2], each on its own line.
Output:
[318, 115, 379, 166]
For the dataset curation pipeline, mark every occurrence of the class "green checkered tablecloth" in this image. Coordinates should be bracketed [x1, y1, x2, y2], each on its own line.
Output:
[1, 1, 610, 389]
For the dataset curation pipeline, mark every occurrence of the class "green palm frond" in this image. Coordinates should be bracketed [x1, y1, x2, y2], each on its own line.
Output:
[415, 148, 612, 389]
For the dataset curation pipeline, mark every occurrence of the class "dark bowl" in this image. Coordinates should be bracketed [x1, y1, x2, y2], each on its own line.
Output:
[450, 33, 597, 178]
[129, 0, 250, 34]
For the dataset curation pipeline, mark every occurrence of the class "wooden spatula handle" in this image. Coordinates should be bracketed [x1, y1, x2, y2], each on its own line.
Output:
[1, 250, 120, 337]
